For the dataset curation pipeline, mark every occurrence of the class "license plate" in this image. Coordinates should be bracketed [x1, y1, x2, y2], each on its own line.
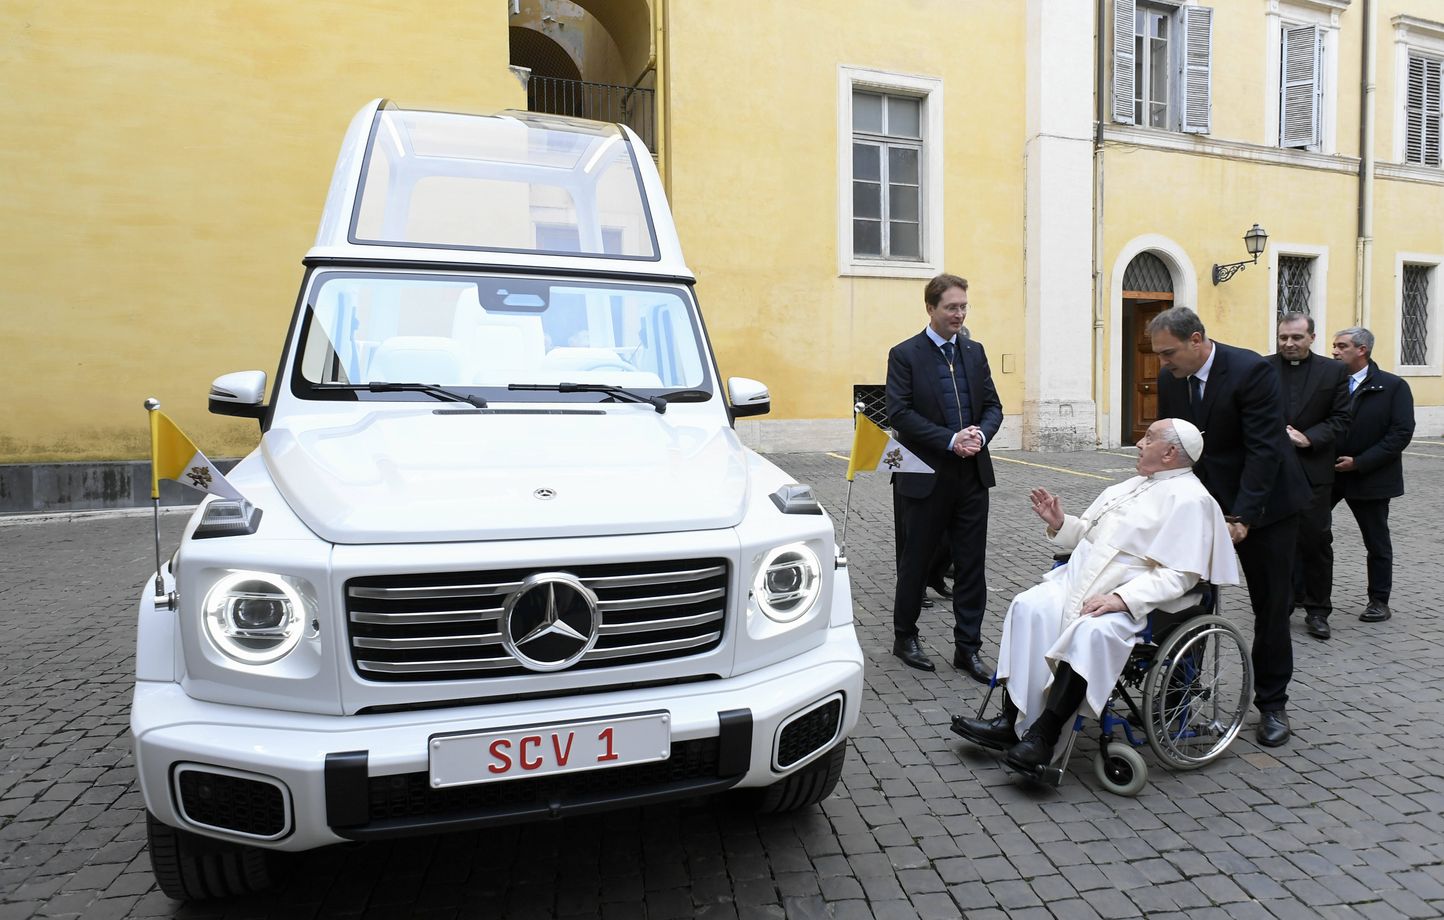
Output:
[428, 712, 671, 789]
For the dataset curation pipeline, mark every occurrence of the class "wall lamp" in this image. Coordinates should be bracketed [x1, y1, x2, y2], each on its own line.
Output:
[1212, 224, 1269, 285]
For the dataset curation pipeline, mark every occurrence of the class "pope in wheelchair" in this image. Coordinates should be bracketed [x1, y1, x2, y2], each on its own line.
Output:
[951, 417, 1241, 782]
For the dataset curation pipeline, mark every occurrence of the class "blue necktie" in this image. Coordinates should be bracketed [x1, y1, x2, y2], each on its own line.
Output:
[1189, 375, 1203, 410]
[942, 341, 956, 368]
[1348, 376, 1358, 395]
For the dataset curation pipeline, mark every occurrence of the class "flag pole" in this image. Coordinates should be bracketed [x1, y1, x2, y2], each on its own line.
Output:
[838, 401, 865, 557]
[144, 398, 167, 605]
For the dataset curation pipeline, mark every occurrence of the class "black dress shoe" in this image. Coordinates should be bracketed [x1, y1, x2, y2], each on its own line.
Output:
[1304, 613, 1331, 639]
[1360, 600, 1392, 622]
[953, 649, 993, 685]
[921, 597, 935, 609]
[1257, 710, 1290, 747]
[1003, 728, 1054, 773]
[927, 577, 954, 599]
[893, 636, 935, 671]
[950, 713, 1017, 750]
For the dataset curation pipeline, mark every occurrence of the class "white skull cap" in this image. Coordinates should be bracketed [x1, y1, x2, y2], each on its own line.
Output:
[1170, 418, 1205, 461]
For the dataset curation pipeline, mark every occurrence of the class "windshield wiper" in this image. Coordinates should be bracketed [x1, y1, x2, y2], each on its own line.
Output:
[315, 382, 487, 408]
[509, 382, 666, 413]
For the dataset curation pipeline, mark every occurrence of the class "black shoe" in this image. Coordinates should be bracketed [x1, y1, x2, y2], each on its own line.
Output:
[950, 713, 1017, 750]
[893, 636, 935, 672]
[1304, 613, 1331, 639]
[927, 577, 954, 599]
[953, 649, 993, 684]
[1257, 710, 1290, 747]
[921, 597, 935, 609]
[1003, 728, 1054, 773]
[1360, 600, 1392, 622]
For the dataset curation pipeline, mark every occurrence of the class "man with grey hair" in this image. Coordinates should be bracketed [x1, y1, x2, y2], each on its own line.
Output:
[1331, 327, 1415, 624]
[1149, 306, 1311, 746]
[951, 418, 1239, 773]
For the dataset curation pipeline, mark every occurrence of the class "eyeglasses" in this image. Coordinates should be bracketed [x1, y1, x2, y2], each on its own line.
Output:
[935, 304, 968, 315]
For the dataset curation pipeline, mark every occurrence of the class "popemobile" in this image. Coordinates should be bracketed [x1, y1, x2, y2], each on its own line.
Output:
[131, 100, 864, 900]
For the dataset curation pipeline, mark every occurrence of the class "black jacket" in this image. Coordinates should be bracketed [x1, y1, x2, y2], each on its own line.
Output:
[1265, 352, 1351, 486]
[1334, 360, 1414, 500]
[885, 330, 1004, 499]
[1157, 341, 1311, 527]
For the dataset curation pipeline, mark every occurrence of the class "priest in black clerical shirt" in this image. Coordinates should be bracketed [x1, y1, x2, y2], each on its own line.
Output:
[1267, 311, 1351, 640]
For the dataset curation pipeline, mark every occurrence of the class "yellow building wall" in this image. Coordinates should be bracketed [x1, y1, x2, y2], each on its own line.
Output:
[0, 1, 522, 463]
[662, 0, 1028, 423]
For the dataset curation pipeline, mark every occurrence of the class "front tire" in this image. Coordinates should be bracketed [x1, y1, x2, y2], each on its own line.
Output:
[146, 812, 277, 901]
[755, 743, 847, 813]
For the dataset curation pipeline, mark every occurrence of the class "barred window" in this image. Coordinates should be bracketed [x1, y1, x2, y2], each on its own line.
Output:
[1401, 264, 1432, 365]
[1277, 256, 1314, 320]
[852, 91, 923, 261]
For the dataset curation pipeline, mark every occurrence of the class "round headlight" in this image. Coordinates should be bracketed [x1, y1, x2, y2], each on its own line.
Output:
[202, 571, 305, 665]
[754, 543, 822, 623]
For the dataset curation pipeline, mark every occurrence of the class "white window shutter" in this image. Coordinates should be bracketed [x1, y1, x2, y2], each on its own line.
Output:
[1180, 6, 1212, 134]
[1112, 0, 1136, 125]
[1280, 25, 1320, 148]
[1428, 58, 1442, 167]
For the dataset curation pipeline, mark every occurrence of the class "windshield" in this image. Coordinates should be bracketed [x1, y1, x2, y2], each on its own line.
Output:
[294, 272, 710, 400]
[350, 108, 658, 259]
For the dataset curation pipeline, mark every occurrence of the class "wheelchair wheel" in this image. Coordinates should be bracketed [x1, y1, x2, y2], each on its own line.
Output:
[1142, 614, 1252, 770]
[1093, 742, 1148, 796]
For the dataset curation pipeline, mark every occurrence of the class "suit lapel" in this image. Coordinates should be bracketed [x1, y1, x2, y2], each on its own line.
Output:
[960, 341, 979, 415]
[1197, 344, 1227, 428]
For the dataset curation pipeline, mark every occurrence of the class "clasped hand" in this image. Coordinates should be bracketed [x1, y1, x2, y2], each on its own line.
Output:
[952, 425, 983, 457]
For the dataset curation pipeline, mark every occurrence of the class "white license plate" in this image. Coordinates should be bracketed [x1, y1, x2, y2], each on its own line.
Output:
[428, 712, 671, 789]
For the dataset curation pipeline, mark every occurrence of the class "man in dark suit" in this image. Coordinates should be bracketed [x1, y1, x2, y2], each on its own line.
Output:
[1268, 312, 1351, 640]
[886, 274, 1003, 680]
[1150, 307, 1311, 746]
[1331, 327, 1415, 624]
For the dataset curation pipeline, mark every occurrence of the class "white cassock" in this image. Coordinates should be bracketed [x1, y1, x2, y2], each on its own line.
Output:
[997, 467, 1240, 738]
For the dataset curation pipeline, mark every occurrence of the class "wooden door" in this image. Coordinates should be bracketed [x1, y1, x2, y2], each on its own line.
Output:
[1123, 297, 1170, 444]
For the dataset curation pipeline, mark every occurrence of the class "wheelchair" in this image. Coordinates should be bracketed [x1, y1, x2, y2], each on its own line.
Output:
[972, 569, 1254, 797]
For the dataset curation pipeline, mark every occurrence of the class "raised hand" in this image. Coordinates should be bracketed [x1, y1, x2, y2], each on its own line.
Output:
[1029, 487, 1063, 530]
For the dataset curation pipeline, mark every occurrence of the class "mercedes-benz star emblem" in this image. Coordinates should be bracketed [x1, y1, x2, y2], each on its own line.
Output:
[501, 573, 600, 671]
[533, 488, 556, 500]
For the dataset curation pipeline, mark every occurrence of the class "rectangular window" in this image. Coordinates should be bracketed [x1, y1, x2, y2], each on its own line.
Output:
[1406, 54, 1443, 166]
[1401, 264, 1432, 365]
[1113, 2, 1211, 132]
[852, 90, 923, 261]
[1277, 256, 1314, 319]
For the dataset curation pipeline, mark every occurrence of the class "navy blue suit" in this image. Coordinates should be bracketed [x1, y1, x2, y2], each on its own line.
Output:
[885, 330, 1003, 652]
[1158, 341, 1310, 712]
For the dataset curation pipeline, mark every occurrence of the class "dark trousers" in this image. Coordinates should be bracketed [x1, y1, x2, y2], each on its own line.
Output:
[893, 487, 951, 585]
[1332, 495, 1393, 602]
[1237, 513, 1299, 712]
[1292, 480, 1334, 618]
[893, 471, 989, 652]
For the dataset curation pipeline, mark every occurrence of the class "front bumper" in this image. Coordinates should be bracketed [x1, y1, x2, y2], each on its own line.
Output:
[133, 624, 862, 851]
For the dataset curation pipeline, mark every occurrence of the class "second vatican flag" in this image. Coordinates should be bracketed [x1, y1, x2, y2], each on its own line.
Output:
[845, 413, 932, 481]
[148, 407, 246, 502]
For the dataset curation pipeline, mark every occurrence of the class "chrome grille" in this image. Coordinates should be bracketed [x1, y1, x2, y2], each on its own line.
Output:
[346, 559, 728, 681]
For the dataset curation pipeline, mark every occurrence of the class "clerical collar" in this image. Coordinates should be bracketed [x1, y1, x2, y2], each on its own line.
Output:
[924, 326, 958, 349]
[1285, 351, 1313, 366]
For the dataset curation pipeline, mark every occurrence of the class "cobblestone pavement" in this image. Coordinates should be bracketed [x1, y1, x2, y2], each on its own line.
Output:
[2, 443, 1443, 919]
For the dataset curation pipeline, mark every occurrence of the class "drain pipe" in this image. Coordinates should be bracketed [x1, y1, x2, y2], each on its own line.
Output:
[1356, 0, 1376, 328]
[1093, 0, 1108, 445]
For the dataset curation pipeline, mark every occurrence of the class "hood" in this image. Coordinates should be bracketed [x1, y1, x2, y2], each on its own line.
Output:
[260, 408, 749, 544]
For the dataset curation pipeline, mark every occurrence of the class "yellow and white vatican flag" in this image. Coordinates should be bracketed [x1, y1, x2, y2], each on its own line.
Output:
[148, 405, 245, 502]
[845, 414, 932, 480]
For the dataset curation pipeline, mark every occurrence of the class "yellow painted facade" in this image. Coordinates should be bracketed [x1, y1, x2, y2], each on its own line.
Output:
[3, 0, 1443, 464]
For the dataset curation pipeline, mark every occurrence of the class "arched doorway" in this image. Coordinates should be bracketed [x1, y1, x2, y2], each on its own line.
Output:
[1120, 251, 1174, 444]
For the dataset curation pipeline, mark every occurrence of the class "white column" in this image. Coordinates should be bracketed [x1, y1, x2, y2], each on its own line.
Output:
[1023, 0, 1098, 450]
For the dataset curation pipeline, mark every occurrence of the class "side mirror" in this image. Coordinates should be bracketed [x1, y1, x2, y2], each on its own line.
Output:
[727, 377, 770, 418]
[209, 371, 267, 419]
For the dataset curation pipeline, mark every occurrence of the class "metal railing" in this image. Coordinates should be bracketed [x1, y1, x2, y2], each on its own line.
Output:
[527, 75, 655, 151]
